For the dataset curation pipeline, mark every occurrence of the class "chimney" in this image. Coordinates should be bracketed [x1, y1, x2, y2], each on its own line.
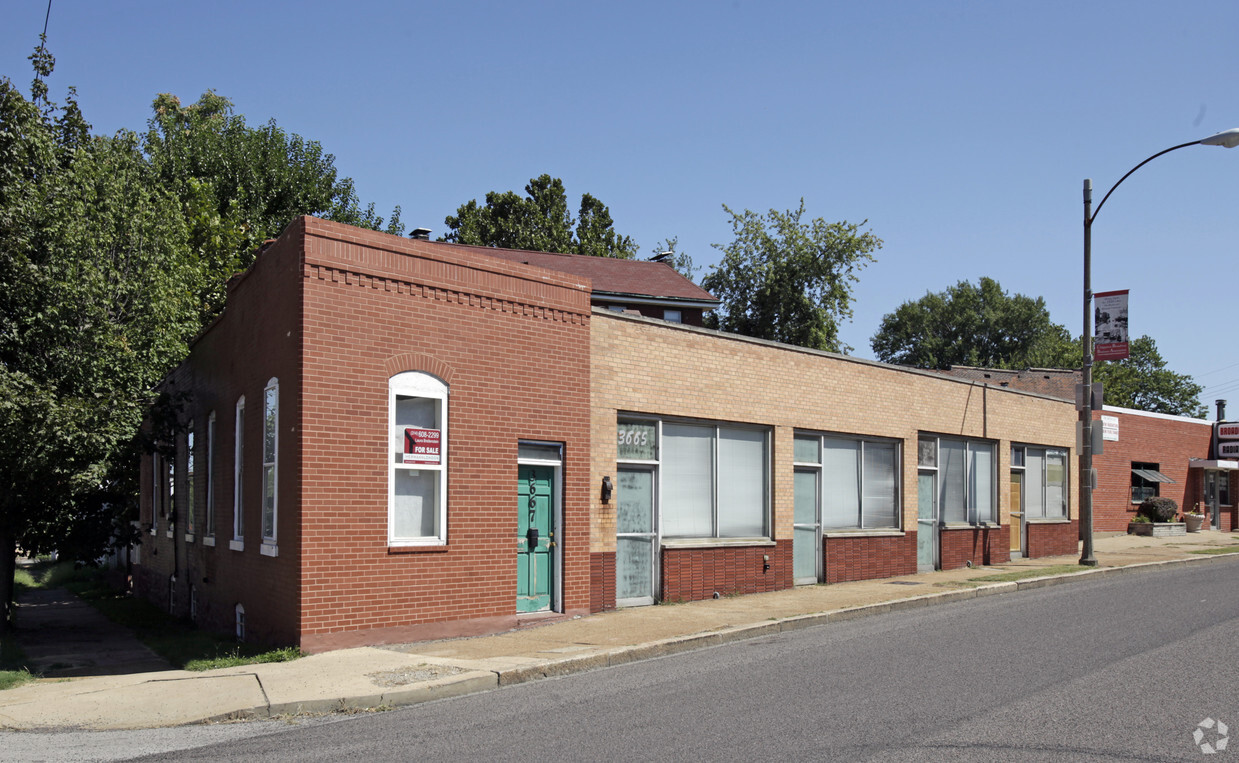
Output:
[409, 227, 432, 240]
[1217, 399, 1228, 421]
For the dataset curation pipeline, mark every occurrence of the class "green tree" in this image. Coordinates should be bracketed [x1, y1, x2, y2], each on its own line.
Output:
[143, 91, 402, 321]
[1067, 336, 1204, 418]
[870, 277, 1073, 370]
[0, 46, 200, 628]
[650, 236, 698, 281]
[442, 174, 638, 258]
[701, 201, 881, 352]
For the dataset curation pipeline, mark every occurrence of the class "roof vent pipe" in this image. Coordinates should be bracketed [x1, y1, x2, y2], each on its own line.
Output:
[1217, 399, 1228, 421]
[409, 227, 432, 240]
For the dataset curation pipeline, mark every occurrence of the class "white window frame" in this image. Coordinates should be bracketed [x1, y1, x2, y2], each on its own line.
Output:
[231, 396, 245, 552]
[388, 372, 449, 546]
[920, 435, 997, 525]
[260, 378, 279, 557]
[1011, 445, 1070, 520]
[618, 417, 770, 541]
[165, 448, 175, 539]
[204, 411, 216, 545]
[793, 432, 902, 531]
[185, 421, 196, 542]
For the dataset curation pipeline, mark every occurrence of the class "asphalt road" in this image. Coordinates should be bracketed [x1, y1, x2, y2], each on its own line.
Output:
[10, 557, 1239, 761]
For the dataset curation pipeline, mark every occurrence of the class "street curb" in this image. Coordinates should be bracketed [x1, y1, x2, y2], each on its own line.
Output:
[203, 550, 1239, 723]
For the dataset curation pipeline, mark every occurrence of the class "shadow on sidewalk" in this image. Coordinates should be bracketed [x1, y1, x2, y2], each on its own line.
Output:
[14, 587, 172, 678]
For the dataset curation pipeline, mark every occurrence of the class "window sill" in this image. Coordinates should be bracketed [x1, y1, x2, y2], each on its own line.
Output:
[165, 530, 174, 539]
[203, 536, 216, 548]
[660, 537, 776, 549]
[388, 544, 450, 554]
[229, 539, 244, 552]
[184, 533, 195, 544]
[941, 522, 1001, 529]
[1025, 517, 1071, 525]
[822, 529, 904, 539]
[259, 542, 278, 557]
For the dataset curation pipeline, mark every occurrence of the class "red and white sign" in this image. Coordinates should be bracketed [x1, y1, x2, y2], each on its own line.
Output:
[403, 427, 441, 464]
[1220, 441, 1239, 458]
[1219, 423, 1239, 441]
[1094, 289, 1129, 361]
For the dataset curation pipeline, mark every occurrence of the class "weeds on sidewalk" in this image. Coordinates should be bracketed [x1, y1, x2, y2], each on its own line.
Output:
[1189, 545, 1239, 556]
[937, 564, 1093, 588]
[18, 559, 301, 672]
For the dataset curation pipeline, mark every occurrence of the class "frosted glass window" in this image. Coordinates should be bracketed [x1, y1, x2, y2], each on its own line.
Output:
[862, 442, 898, 528]
[394, 470, 438, 538]
[822, 439, 860, 528]
[717, 428, 766, 537]
[1046, 450, 1067, 518]
[661, 424, 714, 537]
[794, 436, 820, 464]
[969, 442, 994, 523]
[939, 440, 967, 523]
[1024, 449, 1045, 518]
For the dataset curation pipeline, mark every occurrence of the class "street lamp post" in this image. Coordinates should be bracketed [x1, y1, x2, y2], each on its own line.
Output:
[1078, 128, 1239, 567]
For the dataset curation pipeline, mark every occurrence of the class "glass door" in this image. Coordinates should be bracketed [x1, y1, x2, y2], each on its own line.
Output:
[917, 470, 938, 572]
[616, 467, 656, 606]
[793, 469, 820, 584]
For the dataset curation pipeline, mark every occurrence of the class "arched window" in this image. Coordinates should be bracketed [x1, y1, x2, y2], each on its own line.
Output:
[389, 372, 448, 545]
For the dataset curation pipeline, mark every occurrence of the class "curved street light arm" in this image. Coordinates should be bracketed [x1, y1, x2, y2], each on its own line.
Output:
[1090, 141, 1200, 223]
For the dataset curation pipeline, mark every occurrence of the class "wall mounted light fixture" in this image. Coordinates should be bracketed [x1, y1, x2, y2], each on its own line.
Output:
[601, 475, 613, 503]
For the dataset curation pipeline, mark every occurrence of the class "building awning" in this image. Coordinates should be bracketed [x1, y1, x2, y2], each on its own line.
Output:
[1132, 468, 1175, 483]
[1188, 459, 1239, 471]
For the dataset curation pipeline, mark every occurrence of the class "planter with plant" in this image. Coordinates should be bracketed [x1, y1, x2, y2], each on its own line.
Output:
[1128, 497, 1185, 537]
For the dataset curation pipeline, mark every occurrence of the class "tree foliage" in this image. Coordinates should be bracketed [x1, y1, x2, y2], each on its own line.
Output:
[701, 201, 880, 353]
[143, 91, 402, 320]
[442, 174, 638, 258]
[1088, 336, 1205, 418]
[870, 277, 1073, 370]
[0, 44, 202, 626]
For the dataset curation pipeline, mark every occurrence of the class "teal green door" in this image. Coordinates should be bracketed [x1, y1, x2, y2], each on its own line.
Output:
[518, 465, 554, 612]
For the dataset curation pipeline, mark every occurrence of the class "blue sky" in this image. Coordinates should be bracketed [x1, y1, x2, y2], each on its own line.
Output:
[5, 1, 1238, 410]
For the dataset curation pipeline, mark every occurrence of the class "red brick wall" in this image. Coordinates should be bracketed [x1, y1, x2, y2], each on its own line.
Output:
[590, 551, 616, 612]
[940, 526, 1010, 570]
[1026, 520, 1079, 558]
[660, 541, 792, 602]
[1091, 409, 1212, 531]
[135, 228, 304, 646]
[823, 534, 917, 583]
[295, 218, 593, 650]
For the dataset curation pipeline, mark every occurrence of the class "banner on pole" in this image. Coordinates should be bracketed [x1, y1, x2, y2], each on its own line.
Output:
[1094, 289, 1129, 361]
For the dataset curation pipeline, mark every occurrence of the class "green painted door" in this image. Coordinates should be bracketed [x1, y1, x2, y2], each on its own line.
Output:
[518, 465, 554, 612]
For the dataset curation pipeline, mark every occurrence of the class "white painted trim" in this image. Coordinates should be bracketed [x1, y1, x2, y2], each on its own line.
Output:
[1101, 405, 1213, 425]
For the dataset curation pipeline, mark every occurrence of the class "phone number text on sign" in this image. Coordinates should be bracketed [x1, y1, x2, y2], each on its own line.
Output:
[404, 427, 441, 464]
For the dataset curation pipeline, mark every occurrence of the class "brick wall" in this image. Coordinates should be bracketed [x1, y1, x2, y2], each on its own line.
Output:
[590, 313, 1077, 590]
[138, 217, 596, 651]
[136, 226, 304, 646]
[1091, 408, 1213, 531]
[590, 551, 616, 612]
[940, 526, 1010, 569]
[660, 541, 792, 602]
[823, 534, 917, 583]
[1026, 520, 1079, 558]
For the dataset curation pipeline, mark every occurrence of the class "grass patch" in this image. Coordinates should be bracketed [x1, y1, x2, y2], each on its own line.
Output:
[61, 582, 301, 671]
[1189, 545, 1239, 556]
[0, 637, 33, 690]
[14, 560, 300, 672]
[968, 564, 1095, 583]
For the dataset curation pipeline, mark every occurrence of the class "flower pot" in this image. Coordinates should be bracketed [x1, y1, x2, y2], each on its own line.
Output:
[1185, 514, 1205, 533]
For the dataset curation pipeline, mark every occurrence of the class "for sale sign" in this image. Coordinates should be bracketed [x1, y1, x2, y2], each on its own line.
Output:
[403, 427, 441, 464]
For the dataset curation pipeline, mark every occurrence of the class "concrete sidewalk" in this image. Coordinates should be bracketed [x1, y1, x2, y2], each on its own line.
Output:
[2, 530, 1236, 731]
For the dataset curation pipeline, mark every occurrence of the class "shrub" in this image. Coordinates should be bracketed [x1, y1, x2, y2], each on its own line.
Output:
[1138, 496, 1179, 523]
